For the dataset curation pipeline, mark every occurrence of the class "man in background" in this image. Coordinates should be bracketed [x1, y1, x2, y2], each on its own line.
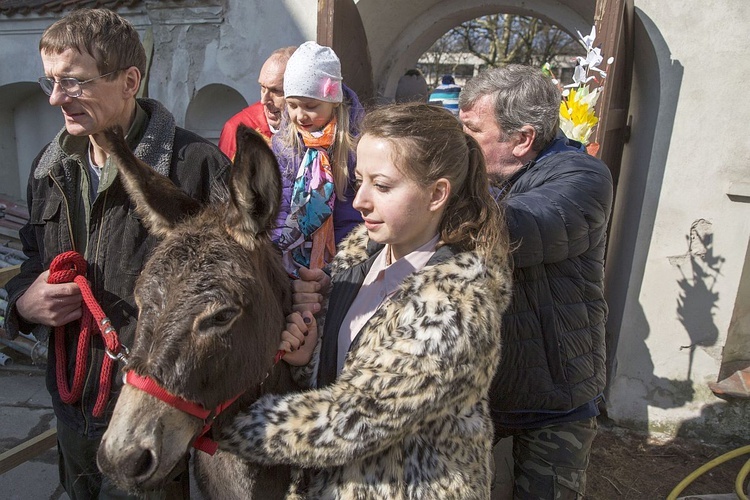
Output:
[459, 64, 613, 499]
[428, 74, 462, 116]
[218, 46, 296, 159]
[395, 68, 429, 103]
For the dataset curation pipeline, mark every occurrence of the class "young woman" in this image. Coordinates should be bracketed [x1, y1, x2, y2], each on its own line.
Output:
[271, 41, 364, 276]
[223, 103, 513, 499]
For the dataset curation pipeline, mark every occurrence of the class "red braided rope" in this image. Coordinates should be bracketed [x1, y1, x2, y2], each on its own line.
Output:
[48, 251, 124, 417]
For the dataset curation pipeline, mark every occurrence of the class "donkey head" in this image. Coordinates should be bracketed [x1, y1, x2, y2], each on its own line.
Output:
[97, 126, 291, 492]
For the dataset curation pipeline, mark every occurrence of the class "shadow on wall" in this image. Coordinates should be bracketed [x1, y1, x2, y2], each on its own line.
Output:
[609, 220, 728, 440]
[671, 219, 723, 381]
[608, 299, 696, 434]
[603, 8, 683, 412]
[677, 399, 750, 443]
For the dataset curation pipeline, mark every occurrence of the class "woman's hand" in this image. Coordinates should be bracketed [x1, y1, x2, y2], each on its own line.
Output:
[292, 267, 331, 314]
[279, 311, 318, 366]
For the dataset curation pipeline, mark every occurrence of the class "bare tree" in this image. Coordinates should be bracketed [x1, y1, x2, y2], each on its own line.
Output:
[435, 14, 579, 69]
[421, 34, 463, 87]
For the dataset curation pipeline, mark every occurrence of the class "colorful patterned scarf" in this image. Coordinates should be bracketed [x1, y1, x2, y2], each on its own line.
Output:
[278, 119, 337, 276]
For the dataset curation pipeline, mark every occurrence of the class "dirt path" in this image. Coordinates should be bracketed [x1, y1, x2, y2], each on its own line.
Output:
[587, 422, 746, 499]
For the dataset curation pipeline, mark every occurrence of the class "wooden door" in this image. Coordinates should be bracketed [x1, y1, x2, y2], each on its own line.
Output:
[593, 0, 635, 195]
[593, 0, 635, 408]
[317, 0, 374, 104]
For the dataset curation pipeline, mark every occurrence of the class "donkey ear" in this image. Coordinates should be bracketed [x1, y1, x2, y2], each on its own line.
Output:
[224, 125, 281, 248]
[103, 127, 201, 238]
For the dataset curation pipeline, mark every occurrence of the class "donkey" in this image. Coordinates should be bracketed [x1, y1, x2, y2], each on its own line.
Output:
[96, 125, 296, 499]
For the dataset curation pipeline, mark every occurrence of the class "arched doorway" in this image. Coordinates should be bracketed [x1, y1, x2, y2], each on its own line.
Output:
[354, 0, 595, 99]
[185, 84, 248, 144]
[0, 82, 63, 201]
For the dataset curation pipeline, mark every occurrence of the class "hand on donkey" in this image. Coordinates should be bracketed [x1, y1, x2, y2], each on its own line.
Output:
[291, 266, 331, 314]
[280, 311, 318, 366]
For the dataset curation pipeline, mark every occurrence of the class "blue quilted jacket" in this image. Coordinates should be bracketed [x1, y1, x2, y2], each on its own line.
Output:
[489, 132, 613, 428]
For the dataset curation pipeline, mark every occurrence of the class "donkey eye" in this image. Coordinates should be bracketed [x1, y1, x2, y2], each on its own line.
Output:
[198, 308, 239, 331]
[213, 309, 237, 325]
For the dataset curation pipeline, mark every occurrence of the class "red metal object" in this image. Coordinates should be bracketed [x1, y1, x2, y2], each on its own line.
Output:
[708, 367, 750, 400]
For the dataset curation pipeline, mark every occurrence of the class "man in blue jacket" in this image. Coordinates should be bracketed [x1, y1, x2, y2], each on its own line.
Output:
[459, 65, 613, 499]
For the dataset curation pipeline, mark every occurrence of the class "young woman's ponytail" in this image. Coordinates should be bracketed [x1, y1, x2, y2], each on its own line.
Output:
[360, 103, 509, 259]
[439, 133, 507, 257]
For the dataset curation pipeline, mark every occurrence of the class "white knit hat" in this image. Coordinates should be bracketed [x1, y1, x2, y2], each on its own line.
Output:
[283, 41, 343, 103]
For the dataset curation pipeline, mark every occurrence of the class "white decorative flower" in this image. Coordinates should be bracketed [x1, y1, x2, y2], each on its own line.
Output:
[577, 25, 597, 51]
[549, 25, 614, 148]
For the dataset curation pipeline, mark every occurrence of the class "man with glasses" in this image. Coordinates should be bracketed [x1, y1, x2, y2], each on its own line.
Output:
[218, 46, 296, 160]
[3, 8, 229, 499]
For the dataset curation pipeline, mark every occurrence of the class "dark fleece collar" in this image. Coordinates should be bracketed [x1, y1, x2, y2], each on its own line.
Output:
[34, 98, 176, 179]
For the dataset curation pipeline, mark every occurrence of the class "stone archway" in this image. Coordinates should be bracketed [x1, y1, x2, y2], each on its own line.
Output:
[355, 0, 595, 99]
[184, 84, 248, 145]
[0, 83, 63, 201]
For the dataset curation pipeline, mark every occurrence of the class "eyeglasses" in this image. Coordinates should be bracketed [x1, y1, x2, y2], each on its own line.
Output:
[38, 69, 123, 98]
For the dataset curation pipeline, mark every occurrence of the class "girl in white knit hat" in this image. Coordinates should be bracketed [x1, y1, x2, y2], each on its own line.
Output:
[272, 41, 364, 278]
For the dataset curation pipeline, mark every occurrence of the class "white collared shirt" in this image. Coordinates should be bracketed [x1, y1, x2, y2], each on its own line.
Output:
[336, 234, 440, 374]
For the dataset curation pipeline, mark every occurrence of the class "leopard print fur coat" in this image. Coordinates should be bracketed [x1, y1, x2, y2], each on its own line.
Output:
[221, 226, 512, 499]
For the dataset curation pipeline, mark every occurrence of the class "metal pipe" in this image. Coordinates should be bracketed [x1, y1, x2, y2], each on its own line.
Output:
[0, 336, 47, 365]
[0, 351, 12, 366]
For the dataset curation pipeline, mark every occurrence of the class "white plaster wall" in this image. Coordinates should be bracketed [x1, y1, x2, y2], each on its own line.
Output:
[13, 92, 63, 197]
[146, 0, 315, 127]
[0, 17, 58, 200]
[607, 0, 750, 439]
[0, 17, 49, 87]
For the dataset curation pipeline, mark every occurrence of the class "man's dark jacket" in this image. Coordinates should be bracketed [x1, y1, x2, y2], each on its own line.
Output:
[489, 133, 613, 429]
[3, 98, 230, 438]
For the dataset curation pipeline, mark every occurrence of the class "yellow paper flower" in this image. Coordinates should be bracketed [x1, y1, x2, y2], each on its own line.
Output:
[560, 86, 600, 145]
[548, 25, 614, 147]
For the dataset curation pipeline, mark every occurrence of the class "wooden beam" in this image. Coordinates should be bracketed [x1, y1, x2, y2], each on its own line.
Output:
[316, 0, 374, 102]
[0, 264, 20, 287]
[592, 0, 635, 198]
[0, 428, 57, 475]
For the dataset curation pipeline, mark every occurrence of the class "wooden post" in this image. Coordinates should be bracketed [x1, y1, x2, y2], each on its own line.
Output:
[317, 0, 374, 103]
[0, 264, 20, 287]
[0, 428, 57, 475]
[592, 0, 635, 195]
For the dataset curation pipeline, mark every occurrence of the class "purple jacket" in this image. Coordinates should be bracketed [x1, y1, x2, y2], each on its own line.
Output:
[271, 85, 364, 245]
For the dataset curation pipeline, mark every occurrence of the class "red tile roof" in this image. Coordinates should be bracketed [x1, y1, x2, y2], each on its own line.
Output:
[0, 0, 143, 16]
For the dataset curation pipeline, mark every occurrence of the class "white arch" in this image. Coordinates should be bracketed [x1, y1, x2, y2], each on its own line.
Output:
[185, 83, 248, 144]
[356, 0, 593, 98]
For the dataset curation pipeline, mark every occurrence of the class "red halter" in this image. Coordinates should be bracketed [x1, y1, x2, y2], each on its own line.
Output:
[125, 349, 287, 455]
[124, 371, 242, 455]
